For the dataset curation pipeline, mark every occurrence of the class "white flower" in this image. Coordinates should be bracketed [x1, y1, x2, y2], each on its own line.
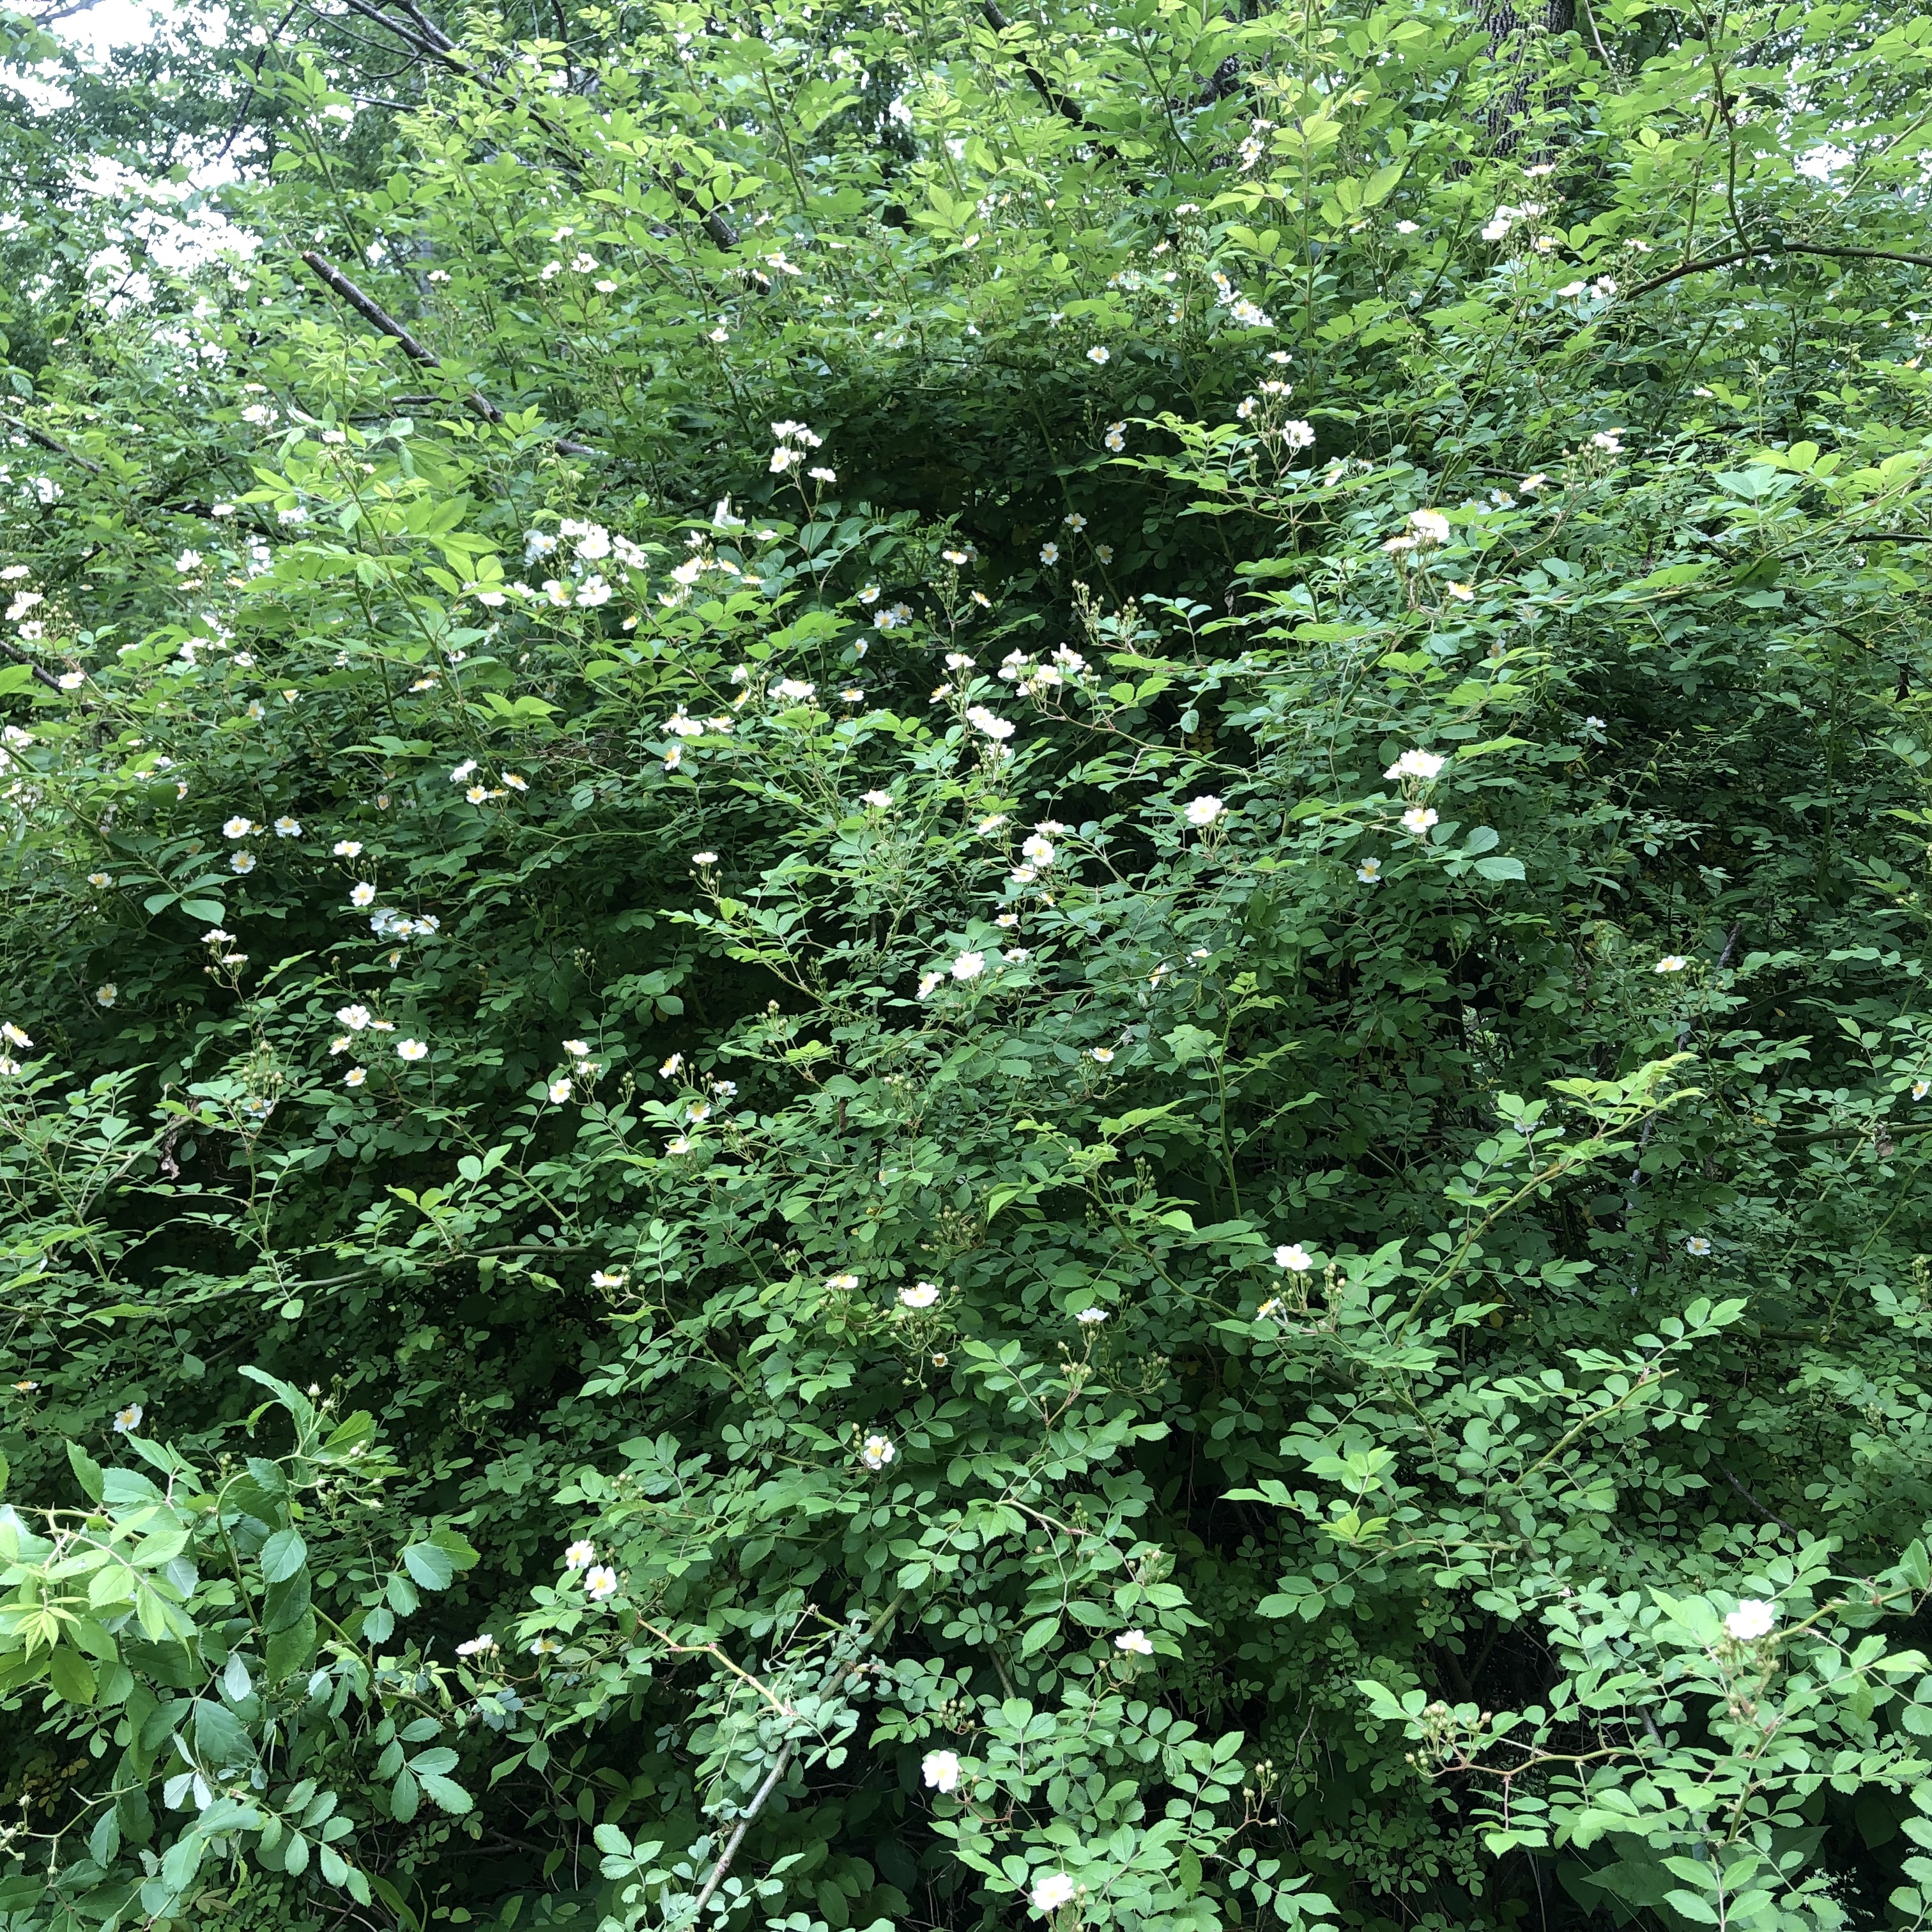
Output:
[1076, 1308, 1108, 1325]
[1114, 1628, 1154, 1655]
[808, 466, 837, 483]
[0, 1022, 28, 1049]
[1590, 429, 1624, 454]
[396, 1038, 428, 1062]
[95, 983, 117, 1008]
[1655, 955, 1688, 974]
[1408, 509, 1451, 547]
[1184, 795, 1224, 828]
[528, 1635, 562, 1655]
[900, 1282, 942, 1310]
[231, 850, 257, 874]
[58, 670, 85, 690]
[87, 871, 111, 887]
[1385, 749, 1445, 783]
[1401, 807, 1438, 837]
[548, 1077, 572, 1103]
[274, 816, 302, 838]
[335, 1004, 372, 1031]
[174, 548, 203, 572]
[772, 678, 816, 703]
[1085, 346, 1110, 364]
[1446, 581, 1476, 602]
[350, 882, 378, 908]
[584, 1564, 619, 1601]
[1356, 857, 1385, 884]
[861, 790, 894, 810]
[1724, 1598, 1777, 1642]
[113, 1402, 143, 1432]
[861, 1433, 896, 1469]
[952, 951, 986, 982]
[1104, 422, 1126, 452]
[1022, 834, 1055, 866]
[692, 852, 718, 868]
[1274, 1243, 1313, 1271]
[660, 1053, 684, 1078]
[965, 707, 1015, 741]
[564, 1540, 596, 1570]
[592, 1268, 627, 1289]
[1031, 1873, 1077, 1913]
[343, 1067, 367, 1087]
[1090, 1047, 1115, 1064]
[922, 1748, 962, 1793]
[1913, 1080, 1930, 1101]
[222, 815, 256, 838]
[279, 505, 306, 525]
[826, 1272, 861, 1291]
[455, 1634, 499, 1658]
[1396, 219, 1419, 233]
[1685, 1236, 1713, 1257]
[1039, 542, 1060, 565]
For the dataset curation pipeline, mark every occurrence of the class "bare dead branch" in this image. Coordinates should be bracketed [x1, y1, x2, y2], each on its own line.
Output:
[1627, 241, 1932, 300]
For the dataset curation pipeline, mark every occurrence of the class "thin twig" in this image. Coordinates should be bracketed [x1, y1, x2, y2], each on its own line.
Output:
[0, 411, 103, 477]
[1713, 1459, 1805, 1539]
[1625, 241, 1932, 301]
[691, 1745, 794, 1915]
[0, 639, 64, 693]
[297, 252, 599, 457]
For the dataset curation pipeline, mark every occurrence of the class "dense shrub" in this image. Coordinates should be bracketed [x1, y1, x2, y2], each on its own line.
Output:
[7, 1, 1932, 1928]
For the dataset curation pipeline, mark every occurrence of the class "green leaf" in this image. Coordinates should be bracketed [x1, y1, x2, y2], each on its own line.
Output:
[401, 1541, 456, 1590]
[259, 1527, 307, 1583]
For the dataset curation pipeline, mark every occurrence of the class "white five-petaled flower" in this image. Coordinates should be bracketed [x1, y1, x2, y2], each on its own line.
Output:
[333, 839, 362, 857]
[1685, 1236, 1713, 1257]
[1385, 749, 1445, 783]
[564, 1539, 596, 1571]
[900, 1282, 942, 1309]
[592, 1268, 627, 1289]
[223, 816, 256, 839]
[564, 1039, 590, 1057]
[952, 952, 986, 982]
[1022, 834, 1055, 866]
[455, 1634, 499, 1657]
[114, 1402, 142, 1432]
[826, 1272, 861, 1291]
[922, 1749, 962, 1793]
[231, 851, 256, 874]
[1401, 807, 1438, 838]
[1356, 857, 1383, 884]
[1655, 955, 1688, 974]
[1913, 1079, 1931, 1101]
[1076, 1308, 1108, 1325]
[1090, 1047, 1115, 1064]
[1031, 1873, 1077, 1913]
[1184, 795, 1224, 828]
[548, 1077, 572, 1103]
[0, 1023, 31, 1048]
[1105, 422, 1126, 452]
[350, 882, 376, 907]
[95, 984, 117, 1008]
[584, 1564, 619, 1601]
[1085, 346, 1110, 364]
[1039, 542, 1061, 566]
[1114, 1629, 1154, 1655]
[343, 1067, 367, 1087]
[861, 790, 894, 810]
[660, 1054, 684, 1078]
[1408, 509, 1451, 546]
[861, 1433, 896, 1469]
[1275, 1243, 1313, 1272]
[396, 1038, 428, 1062]
[1724, 1598, 1777, 1641]
[965, 707, 1015, 741]
[336, 1004, 372, 1031]
[88, 871, 111, 887]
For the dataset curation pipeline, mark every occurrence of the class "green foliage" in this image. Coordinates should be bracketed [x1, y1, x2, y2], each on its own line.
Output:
[8, 0, 1932, 1928]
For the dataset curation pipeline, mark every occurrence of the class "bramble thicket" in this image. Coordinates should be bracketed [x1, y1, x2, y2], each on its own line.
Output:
[7, 0, 1932, 1926]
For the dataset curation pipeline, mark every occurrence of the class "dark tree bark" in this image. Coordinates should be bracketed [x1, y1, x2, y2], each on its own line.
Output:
[1476, 0, 1576, 155]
